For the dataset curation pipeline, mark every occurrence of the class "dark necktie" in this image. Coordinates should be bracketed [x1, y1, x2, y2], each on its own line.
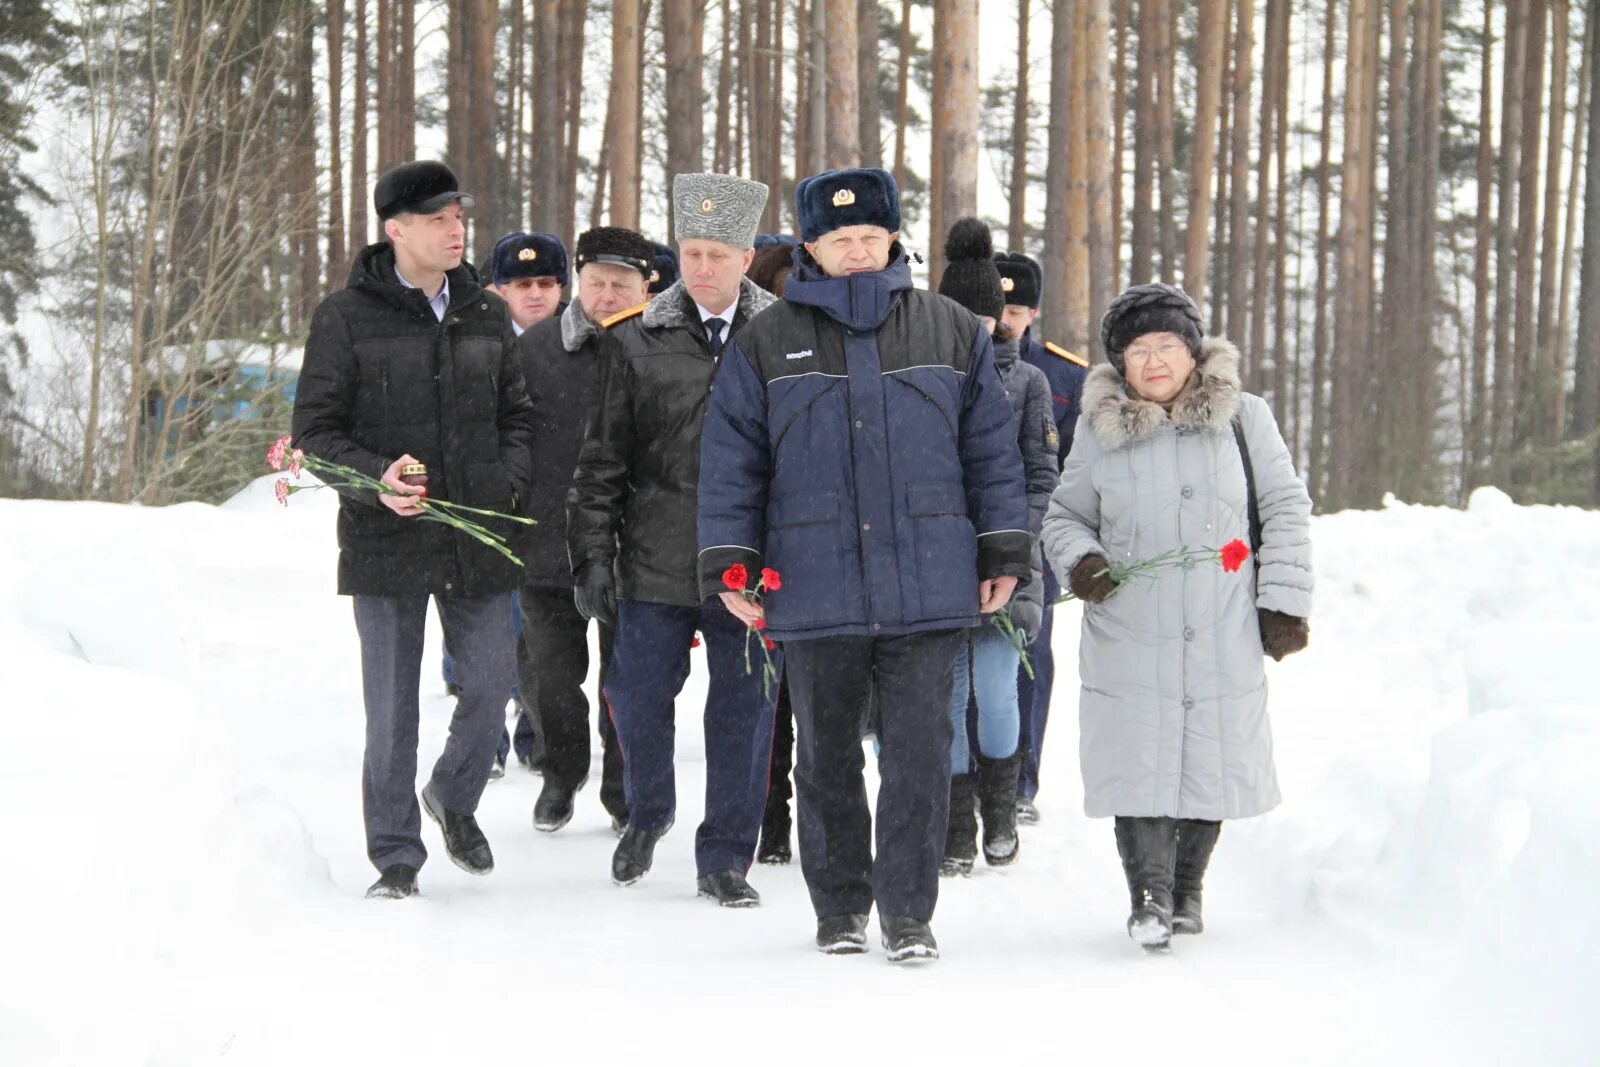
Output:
[705, 317, 727, 361]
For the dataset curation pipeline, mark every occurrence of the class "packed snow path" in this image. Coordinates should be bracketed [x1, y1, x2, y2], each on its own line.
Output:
[2, 483, 1595, 1065]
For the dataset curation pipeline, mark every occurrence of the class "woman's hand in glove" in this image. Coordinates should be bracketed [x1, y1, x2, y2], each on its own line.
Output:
[1258, 608, 1309, 661]
[1069, 554, 1119, 604]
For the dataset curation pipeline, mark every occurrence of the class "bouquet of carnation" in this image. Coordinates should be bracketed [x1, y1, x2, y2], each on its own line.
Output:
[722, 563, 781, 698]
[267, 435, 535, 565]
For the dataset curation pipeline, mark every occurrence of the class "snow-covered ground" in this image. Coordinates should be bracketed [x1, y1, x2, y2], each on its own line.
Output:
[1, 483, 1596, 1065]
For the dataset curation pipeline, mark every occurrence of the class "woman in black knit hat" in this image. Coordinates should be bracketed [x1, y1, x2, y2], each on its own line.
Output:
[934, 219, 1059, 874]
[1040, 282, 1313, 951]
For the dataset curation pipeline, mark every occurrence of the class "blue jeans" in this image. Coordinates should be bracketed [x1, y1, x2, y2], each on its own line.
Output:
[948, 624, 1021, 773]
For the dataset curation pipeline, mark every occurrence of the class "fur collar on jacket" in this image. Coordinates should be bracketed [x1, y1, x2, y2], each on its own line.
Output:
[560, 297, 601, 354]
[1083, 337, 1242, 450]
[641, 277, 776, 331]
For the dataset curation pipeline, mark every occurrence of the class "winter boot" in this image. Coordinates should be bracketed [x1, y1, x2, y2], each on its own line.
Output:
[1113, 816, 1178, 951]
[977, 753, 1022, 866]
[1173, 819, 1222, 935]
[757, 790, 793, 865]
[880, 916, 939, 963]
[1015, 795, 1041, 825]
[941, 773, 979, 877]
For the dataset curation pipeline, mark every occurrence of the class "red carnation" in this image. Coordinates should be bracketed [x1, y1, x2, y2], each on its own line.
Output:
[754, 617, 766, 631]
[763, 637, 776, 651]
[1220, 539, 1251, 573]
[760, 567, 782, 591]
[722, 563, 749, 592]
[690, 635, 702, 648]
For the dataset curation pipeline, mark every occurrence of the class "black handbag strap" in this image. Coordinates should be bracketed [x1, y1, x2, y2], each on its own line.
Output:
[1231, 414, 1262, 553]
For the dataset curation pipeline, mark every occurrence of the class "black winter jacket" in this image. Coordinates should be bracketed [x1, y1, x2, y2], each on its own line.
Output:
[567, 278, 777, 607]
[292, 242, 538, 598]
[516, 300, 608, 588]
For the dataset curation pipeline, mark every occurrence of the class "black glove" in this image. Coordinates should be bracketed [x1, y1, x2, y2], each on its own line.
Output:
[1069, 553, 1118, 604]
[1258, 608, 1309, 661]
[573, 562, 617, 626]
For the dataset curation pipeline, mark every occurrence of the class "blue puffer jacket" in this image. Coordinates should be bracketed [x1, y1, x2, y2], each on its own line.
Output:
[696, 247, 1032, 641]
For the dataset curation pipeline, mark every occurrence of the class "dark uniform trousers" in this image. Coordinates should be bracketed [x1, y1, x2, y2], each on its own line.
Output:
[1016, 568, 1059, 800]
[604, 597, 780, 877]
[354, 592, 515, 871]
[515, 585, 626, 820]
[783, 629, 967, 924]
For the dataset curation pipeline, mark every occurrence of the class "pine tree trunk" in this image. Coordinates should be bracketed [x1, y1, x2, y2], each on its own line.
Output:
[1511, 0, 1547, 458]
[1185, 0, 1227, 317]
[754, 0, 779, 229]
[1066, 0, 1091, 352]
[859, 0, 883, 166]
[1224, 0, 1253, 351]
[1211, 0, 1232, 334]
[533, 0, 565, 241]
[1468, 0, 1494, 487]
[327, 0, 346, 289]
[563, 0, 590, 244]
[1130, 0, 1156, 282]
[794, 0, 811, 187]
[1537, 0, 1570, 443]
[893, 0, 912, 193]
[1042, 0, 1076, 345]
[1250, 0, 1280, 397]
[1556, 4, 1592, 439]
[1308, 0, 1336, 502]
[715, 0, 734, 172]
[1113, 0, 1128, 283]
[1085, 0, 1113, 360]
[809, 0, 827, 172]
[351, 0, 370, 254]
[1493, 5, 1526, 470]
[1008, 0, 1030, 249]
[1269, 0, 1290, 431]
[610, 0, 643, 229]
[827, 0, 861, 166]
[295, 0, 319, 327]
[1576, 0, 1600, 441]
[930, 0, 979, 281]
[665, 0, 706, 242]
[1155, 0, 1176, 278]
[1376, 0, 1411, 495]
[1331, 0, 1375, 509]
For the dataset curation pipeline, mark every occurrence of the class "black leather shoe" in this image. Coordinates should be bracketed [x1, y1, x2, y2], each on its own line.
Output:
[880, 915, 939, 963]
[696, 869, 761, 908]
[1015, 796, 1041, 825]
[488, 754, 506, 781]
[420, 783, 494, 875]
[365, 864, 418, 900]
[533, 778, 576, 832]
[611, 826, 663, 886]
[756, 832, 792, 865]
[816, 913, 870, 954]
[610, 813, 628, 837]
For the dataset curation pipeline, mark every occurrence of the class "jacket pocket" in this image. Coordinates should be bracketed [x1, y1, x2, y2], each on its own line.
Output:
[907, 481, 979, 617]
[763, 490, 846, 627]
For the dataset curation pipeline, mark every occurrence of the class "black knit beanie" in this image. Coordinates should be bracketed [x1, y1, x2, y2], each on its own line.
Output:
[1099, 282, 1204, 373]
[937, 218, 1004, 322]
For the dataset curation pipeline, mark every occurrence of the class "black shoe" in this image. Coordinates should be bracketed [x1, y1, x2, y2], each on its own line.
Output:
[488, 754, 506, 781]
[756, 832, 792, 865]
[365, 863, 418, 900]
[1128, 887, 1174, 950]
[696, 869, 761, 908]
[610, 813, 628, 837]
[611, 825, 663, 886]
[942, 772, 978, 877]
[517, 752, 545, 776]
[1173, 819, 1221, 935]
[880, 915, 939, 963]
[816, 913, 870, 955]
[420, 783, 494, 875]
[1015, 796, 1041, 825]
[533, 778, 576, 833]
[977, 754, 1022, 866]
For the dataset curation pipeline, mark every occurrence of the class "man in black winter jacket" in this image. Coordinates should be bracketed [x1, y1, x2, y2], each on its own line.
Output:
[510, 226, 654, 834]
[292, 161, 537, 900]
[567, 172, 780, 908]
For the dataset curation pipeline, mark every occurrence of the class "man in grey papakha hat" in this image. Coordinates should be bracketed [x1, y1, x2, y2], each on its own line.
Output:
[566, 171, 784, 907]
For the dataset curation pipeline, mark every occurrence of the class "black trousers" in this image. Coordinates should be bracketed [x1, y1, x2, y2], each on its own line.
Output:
[354, 592, 515, 873]
[784, 629, 965, 923]
[761, 677, 795, 837]
[516, 585, 625, 820]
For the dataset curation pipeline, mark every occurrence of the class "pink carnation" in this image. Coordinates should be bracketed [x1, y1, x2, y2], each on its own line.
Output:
[273, 478, 291, 506]
[266, 434, 293, 472]
[288, 449, 305, 477]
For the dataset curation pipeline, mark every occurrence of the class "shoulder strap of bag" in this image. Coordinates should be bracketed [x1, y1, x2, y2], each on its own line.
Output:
[1230, 414, 1262, 554]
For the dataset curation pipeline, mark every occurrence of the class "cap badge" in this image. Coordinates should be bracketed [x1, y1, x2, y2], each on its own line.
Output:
[518, 248, 537, 262]
[700, 197, 717, 214]
[649, 270, 660, 283]
[1001, 277, 1015, 293]
[832, 188, 857, 207]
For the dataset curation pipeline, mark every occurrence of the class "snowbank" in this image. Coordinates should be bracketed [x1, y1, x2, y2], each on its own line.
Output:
[0, 482, 1595, 1065]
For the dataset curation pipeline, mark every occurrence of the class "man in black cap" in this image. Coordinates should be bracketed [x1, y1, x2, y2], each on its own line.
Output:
[568, 173, 780, 908]
[993, 250, 1089, 826]
[646, 240, 680, 300]
[697, 167, 1030, 961]
[292, 160, 537, 900]
[510, 225, 653, 834]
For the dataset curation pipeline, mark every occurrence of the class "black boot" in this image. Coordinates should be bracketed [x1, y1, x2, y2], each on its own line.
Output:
[816, 913, 870, 955]
[757, 789, 792, 865]
[696, 869, 762, 908]
[366, 863, 418, 900]
[533, 777, 578, 833]
[1113, 816, 1178, 950]
[611, 825, 664, 886]
[880, 915, 939, 963]
[1173, 819, 1222, 935]
[420, 783, 494, 875]
[940, 773, 978, 877]
[977, 753, 1022, 866]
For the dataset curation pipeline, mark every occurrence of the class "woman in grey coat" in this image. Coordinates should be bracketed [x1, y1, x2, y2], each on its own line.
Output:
[1040, 283, 1312, 951]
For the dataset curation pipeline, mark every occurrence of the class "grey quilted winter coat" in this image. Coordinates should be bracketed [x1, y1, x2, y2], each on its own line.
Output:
[1040, 339, 1312, 820]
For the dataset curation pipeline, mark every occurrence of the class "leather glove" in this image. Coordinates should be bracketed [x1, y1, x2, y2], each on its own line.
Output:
[1258, 608, 1309, 661]
[1069, 553, 1119, 604]
[573, 562, 617, 626]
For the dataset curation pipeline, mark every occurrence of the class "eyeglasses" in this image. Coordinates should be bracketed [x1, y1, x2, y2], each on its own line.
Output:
[1123, 341, 1189, 366]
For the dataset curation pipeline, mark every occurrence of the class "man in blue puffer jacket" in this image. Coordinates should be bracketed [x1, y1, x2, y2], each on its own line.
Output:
[696, 167, 1032, 963]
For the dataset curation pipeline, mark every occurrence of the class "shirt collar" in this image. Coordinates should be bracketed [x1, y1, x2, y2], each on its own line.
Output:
[395, 265, 450, 320]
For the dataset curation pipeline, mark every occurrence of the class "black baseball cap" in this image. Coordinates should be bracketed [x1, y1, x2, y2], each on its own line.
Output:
[374, 161, 476, 222]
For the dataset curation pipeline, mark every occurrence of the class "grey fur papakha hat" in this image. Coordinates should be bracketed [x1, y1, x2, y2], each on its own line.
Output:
[672, 172, 769, 249]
